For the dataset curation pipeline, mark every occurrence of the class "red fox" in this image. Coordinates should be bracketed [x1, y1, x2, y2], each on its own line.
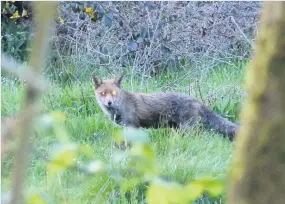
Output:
[92, 73, 239, 141]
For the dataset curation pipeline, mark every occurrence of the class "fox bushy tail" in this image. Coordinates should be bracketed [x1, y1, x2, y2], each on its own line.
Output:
[199, 105, 239, 141]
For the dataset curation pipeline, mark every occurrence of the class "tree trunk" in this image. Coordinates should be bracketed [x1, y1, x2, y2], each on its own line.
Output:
[227, 2, 285, 204]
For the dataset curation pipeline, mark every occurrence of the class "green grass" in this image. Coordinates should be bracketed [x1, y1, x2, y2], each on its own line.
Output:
[1, 62, 246, 203]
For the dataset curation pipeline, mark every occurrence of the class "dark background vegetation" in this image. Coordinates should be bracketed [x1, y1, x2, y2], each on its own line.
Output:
[2, 1, 260, 81]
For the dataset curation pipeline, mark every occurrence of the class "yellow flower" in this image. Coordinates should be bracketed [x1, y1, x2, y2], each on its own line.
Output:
[85, 7, 93, 13]
[10, 10, 20, 19]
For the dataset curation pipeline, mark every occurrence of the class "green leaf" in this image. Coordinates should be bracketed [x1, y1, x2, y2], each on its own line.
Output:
[146, 179, 196, 204]
[186, 182, 205, 201]
[205, 180, 224, 197]
[86, 160, 106, 174]
[146, 182, 170, 204]
[27, 193, 46, 204]
[190, 176, 225, 198]
[129, 144, 159, 177]
[47, 144, 78, 175]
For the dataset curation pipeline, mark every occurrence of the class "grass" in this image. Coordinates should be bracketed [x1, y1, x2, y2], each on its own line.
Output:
[1, 62, 246, 203]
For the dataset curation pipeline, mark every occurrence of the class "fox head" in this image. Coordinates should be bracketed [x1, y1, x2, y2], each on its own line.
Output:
[92, 73, 124, 108]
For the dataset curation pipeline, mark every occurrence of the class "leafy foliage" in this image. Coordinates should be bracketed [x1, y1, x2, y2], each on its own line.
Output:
[31, 112, 225, 203]
[1, 1, 33, 61]
[1, 1, 31, 21]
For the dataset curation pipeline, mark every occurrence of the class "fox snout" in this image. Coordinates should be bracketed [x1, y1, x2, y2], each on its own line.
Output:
[105, 99, 113, 107]
[102, 96, 115, 107]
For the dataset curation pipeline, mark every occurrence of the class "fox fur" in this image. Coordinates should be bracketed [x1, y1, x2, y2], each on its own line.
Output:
[92, 73, 239, 141]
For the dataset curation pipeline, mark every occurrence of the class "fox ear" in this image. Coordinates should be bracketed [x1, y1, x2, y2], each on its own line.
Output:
[92, 73, 102, 88]
[114, 72, 124, 87]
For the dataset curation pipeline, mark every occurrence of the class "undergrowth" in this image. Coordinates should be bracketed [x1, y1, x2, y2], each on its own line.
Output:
[1, 62, 246, 203]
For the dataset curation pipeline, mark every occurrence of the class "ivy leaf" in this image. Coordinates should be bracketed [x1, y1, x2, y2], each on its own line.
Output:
[94, 3, 105, 14]
[136, 37, 144, 44]
[103, 11, 114, 27]
[71, 3, 78, 13]
[79, 13, 86, 20]
[127, 41, 138, 52]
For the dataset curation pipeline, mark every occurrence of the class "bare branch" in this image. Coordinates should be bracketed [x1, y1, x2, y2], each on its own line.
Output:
[231, 16, 254, 48]
[1, 54, 49, 91]
[9, 2, 58, 204]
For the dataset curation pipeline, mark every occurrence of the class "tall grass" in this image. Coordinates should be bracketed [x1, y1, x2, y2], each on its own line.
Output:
[1, 62, 246, 203]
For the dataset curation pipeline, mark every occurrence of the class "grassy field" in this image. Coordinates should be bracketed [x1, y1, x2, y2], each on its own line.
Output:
[1, 62, 246, 203]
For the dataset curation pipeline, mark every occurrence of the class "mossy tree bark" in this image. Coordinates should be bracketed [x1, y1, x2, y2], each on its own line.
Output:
[227, 2, 285, 204]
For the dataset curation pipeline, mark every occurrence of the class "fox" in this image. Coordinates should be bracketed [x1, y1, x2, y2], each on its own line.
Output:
[92, 73, 239, 141]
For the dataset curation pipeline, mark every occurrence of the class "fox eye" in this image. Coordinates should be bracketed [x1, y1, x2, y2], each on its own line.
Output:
[100, 92, 105, 96]
[112, 91, 116, 96]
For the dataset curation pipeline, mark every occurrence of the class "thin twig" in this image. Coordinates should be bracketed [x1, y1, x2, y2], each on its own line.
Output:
[231, 16, 254, 48]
